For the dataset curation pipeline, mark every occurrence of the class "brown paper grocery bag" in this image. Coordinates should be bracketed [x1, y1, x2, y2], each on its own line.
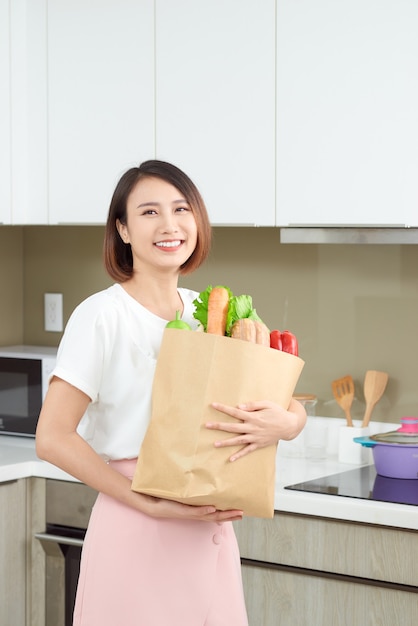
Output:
[132, 328, 304, 518]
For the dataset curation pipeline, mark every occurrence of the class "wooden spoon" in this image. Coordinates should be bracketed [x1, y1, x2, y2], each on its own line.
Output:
[332, 375, 355, 427]
[361, 370, 389, 428]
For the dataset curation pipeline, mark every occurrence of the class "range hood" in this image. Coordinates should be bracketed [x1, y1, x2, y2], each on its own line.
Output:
[279, 227, 418, 245]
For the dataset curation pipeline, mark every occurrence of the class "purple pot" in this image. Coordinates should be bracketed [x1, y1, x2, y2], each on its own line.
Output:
[354, 417, 418, 479]
[354, 436, 418, 479]
[371, 442, 418, 479]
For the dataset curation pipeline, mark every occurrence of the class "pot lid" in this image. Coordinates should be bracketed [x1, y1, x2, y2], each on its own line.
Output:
[293, 394, 317, 402]
[371, 417, 418, 445]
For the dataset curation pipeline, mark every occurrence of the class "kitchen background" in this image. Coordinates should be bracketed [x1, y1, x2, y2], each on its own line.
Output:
[2, 0, 418, 426]
[1, 224, 418, 423]
[2, 4, 418, 626]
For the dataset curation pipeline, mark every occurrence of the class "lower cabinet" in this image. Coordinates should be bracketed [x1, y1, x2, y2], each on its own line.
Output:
[0, 479, 27, 626]
[0, 476, 73, 626]
[234, 512, 417, 626]
[2, 479, 416, 626]
[240, 562, 417, 626]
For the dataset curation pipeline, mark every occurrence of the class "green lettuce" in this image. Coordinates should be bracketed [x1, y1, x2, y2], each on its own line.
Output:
[226, 294, 262, 335]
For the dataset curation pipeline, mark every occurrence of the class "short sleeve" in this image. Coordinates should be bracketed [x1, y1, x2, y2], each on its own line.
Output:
[51, 293, 116, 401]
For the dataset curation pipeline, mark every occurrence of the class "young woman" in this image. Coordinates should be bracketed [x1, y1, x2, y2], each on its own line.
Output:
[36, 160, 306, 626]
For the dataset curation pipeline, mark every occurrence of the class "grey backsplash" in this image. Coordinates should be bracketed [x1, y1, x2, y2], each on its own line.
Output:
[1, 226, 417, 424]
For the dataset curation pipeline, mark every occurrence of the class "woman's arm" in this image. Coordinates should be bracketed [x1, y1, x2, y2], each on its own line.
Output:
[36, 377, 243, 522]
[206, 398, 307, 462]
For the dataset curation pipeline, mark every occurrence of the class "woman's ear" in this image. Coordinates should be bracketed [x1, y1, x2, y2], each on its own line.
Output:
[116, 219, 129, 244]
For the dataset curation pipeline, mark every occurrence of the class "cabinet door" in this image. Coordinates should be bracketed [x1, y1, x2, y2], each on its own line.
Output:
[0, 480, 26, 626]
[156, 0, 275, 226]
[276, 1, 418, 227]
[0, 0, 11, 224]
[10, 0, 48, 224]
[47, 0, 154, 224]
[241, 563, 418, 626]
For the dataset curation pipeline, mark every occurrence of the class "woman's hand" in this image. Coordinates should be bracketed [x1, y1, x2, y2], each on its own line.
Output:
[140, 494, 243, 523]
[206, 398, 307, 462]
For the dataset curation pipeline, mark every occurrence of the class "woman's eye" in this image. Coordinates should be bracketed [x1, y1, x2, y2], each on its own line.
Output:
[175, 206, 190, 213]
[142, 209, 157, 216]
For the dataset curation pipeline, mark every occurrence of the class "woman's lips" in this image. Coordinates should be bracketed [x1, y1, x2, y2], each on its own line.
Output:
[155, 240, 183, 250]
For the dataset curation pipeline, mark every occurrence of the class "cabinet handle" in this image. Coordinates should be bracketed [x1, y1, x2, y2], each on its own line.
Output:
[34, 531, 84, 548]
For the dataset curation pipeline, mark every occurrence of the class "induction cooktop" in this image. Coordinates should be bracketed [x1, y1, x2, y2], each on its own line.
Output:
[284, 465, 418, 507]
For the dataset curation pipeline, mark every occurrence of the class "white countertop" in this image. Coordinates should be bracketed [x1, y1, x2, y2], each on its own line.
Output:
[0, 435, 76, 482]
[1, 430, 416, 531]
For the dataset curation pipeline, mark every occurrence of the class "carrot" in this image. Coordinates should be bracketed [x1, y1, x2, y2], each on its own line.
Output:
[207, 286, 230, 335]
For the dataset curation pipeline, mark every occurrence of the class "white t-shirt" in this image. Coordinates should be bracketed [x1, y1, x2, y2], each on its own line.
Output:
[51, 283, 200, 460]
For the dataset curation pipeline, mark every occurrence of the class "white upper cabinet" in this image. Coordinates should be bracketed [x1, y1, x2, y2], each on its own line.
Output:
[47, 0, 154, 224]
[10, 0, 48, 224]
[155, 0, 276, 226]
[1, 0, 47, 224]
[7, 1, 417, 228]
[0, 0, 11, 224]
[276, 1, 418, 227]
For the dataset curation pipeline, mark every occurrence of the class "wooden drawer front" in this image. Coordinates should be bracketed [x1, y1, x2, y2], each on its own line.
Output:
[234, 513, 418, 587]
[241, 563, 417, 626]
[46, 480, 97, 528]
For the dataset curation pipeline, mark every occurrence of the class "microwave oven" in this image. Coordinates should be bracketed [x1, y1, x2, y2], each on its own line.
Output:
[0, 345, 57, 437]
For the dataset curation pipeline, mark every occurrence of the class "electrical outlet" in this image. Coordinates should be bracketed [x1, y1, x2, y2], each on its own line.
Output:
[44, 293, 63, 332]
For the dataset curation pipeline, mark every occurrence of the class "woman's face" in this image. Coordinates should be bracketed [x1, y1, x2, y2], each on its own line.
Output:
[117, 176, 198, 275]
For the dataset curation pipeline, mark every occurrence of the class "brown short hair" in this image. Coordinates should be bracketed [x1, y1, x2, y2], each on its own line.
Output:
[103, 160, 212, 282]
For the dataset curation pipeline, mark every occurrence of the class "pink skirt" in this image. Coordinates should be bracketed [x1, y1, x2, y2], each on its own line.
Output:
[73, 459, 248, 626]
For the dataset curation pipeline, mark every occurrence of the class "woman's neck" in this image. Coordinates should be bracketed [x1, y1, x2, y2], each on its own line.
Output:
[120, 274, 184, 320]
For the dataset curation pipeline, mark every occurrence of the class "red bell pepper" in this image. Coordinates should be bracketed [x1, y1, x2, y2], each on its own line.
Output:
[281, 330, 299, 356]
[270, 330, 282, 351]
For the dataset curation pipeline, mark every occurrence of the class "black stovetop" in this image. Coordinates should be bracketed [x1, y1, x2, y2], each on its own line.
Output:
[284, 465, 418, 507]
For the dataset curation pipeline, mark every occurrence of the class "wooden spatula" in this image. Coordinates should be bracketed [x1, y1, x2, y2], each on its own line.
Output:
[332, 375, 355, 427]
[361, 370, 389, 428]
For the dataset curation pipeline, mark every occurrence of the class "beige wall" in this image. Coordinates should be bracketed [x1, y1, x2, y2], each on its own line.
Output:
[22, 226, 110, 344]
[0, 227, 24, 344]
[1, 225, 418, 423]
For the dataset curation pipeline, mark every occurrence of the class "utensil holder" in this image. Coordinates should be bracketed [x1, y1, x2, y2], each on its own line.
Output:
[339, 426, 370, 464]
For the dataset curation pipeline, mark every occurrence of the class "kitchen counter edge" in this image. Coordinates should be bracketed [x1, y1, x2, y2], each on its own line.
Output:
[0, 435, 416, 531]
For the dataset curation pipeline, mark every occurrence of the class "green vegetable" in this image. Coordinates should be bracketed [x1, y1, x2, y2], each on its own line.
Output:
[193, 285, 263, 336]
[192, 285, 212, 331]
[166, 310, 192, 330]
[226, 294, 262, 335]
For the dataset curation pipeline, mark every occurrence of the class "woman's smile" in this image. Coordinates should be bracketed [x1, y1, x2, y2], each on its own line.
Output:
[155, 239, 184, 250]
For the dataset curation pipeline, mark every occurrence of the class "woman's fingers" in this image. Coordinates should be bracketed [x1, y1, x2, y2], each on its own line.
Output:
[148, 496, 244, 522]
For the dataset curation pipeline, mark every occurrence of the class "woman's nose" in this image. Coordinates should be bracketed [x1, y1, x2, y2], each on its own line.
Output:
[161, 213, 179, 233]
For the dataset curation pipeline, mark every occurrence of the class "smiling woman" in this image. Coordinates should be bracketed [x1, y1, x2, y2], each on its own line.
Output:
[35, 159, 306, 626]
[103, 160, 212, 284]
